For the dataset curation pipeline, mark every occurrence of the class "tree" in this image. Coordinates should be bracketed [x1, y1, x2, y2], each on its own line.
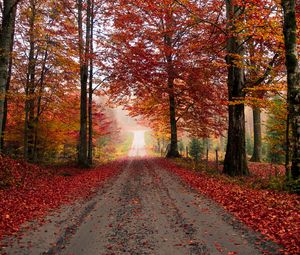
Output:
[7, 0, 80, 161]
[106, 0, 226, 157]
[250, 107, 262, 161]
[87, 0, 94, 165]
[174, 0, 283, 172]
[241, 2, 283, 163]
[223, 0, 249, 176]
[265, 97, 287, 164]
[0, 0, 18, 151]
[282, 0, 300, 180]
[14, 0, 79, 162]
[76, 0, 94, 167]
[189, 138, 203, 162]
[23, 0, 38, 162]
[246, 46, 280, 163]
[77, 0, 87, 166]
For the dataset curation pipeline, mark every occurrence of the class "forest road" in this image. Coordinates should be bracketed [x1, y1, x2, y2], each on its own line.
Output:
[2, 158, 280, 255]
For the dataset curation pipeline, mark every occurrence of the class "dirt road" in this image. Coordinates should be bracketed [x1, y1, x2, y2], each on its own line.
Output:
[1, 158, 280, 255]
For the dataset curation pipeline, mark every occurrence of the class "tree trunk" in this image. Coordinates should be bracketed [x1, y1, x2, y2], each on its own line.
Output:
[206, 145, 209, 171]
[33, 46, 48, 162]
[77, 0, 90, 167]
[0, 0, 18, 151]
[166, 76, 180, 158]
[164, 11, 180, 158]
[205, 146, 209, 171]
[250, 107, 262, 162]
[285, 111, 291, 177]
[223, 0, 249, 176]
[1, 5, 16, 151]
[87, 0, 94, 166]
[87, 64, 93, 165]
[157, 138, 161, 153]
[282, 0, 300, 180]
[216, 149, 219, 171]
[24, 0, 36, 162]
[33, 95, 41, 162]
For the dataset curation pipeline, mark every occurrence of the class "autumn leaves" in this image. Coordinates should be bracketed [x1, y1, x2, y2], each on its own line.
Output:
[105, 0, 227, 157]
[0, 0, 299, 178]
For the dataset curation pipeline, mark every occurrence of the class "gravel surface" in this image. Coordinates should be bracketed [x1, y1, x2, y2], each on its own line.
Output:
[1, 158, 281, 255]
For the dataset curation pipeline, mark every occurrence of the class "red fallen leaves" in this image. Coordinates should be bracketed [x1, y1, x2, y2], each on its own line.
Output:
[248, 162, 285, 179]
[159, 159, 300, 255]
[0, 155, 49, 189]
[0, 157, 123, 240]
[208, 159, 285, 179]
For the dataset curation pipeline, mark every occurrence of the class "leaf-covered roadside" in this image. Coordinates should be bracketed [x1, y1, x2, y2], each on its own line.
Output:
[159, 159, 300, 255]
[0, 156, 124, 240]
[192, 160, 287, 190]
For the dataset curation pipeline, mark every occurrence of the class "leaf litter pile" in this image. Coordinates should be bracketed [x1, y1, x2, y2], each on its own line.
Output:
[0, 155, 123, 240]
[159, 159, 300, 255]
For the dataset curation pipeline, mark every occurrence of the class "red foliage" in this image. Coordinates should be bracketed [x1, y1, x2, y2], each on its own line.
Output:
[159, 159, 300, 255]
[0, 157, 123, 240]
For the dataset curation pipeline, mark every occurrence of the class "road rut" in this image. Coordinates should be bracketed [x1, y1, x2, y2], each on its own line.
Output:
[1, 158, 280, 255]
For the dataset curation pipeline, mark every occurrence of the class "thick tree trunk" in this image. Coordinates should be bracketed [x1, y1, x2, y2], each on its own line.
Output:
[282, 0, 300, 180]
[0, 0, 17, 151]
[250, 107, 262, 162]
[223, 0, 249, 176]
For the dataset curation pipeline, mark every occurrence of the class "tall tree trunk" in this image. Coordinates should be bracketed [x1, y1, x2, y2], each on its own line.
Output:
[33, 94, 41, 162]
[33, 46, 48, 162]
[24, 0, 36, 162]
[1, 5, 16, 151]
[250, 107, 262, 162]
[166, 75, 180, 158]
[0, 0, 18, 151]
[164, 11, 180, 158]
[282, 0, 300, 180]
[285, 111, 291, 177]
[223, 0, 249, 176]
[77, 0, 90, 167]
[87, 0, 94, 165]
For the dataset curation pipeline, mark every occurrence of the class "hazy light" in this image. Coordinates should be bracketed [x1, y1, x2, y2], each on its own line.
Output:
[128, 130, 147, 157]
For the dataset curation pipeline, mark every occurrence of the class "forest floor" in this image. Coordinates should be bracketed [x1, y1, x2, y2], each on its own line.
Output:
[1, 157, 294, 255]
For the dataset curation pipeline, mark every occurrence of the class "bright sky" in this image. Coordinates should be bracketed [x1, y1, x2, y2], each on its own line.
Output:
[128, 130, 147, 157]
[113, 106, 147, 132]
